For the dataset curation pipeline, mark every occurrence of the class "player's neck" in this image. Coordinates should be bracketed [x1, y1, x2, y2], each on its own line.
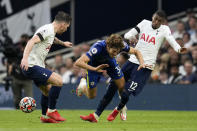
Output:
[52, 22, 58, 33]
[152, 25, 160, 30]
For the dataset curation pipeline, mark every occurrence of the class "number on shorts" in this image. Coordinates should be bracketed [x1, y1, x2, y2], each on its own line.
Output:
[115, 66, 121, 76]
[128, 81, 138, 91]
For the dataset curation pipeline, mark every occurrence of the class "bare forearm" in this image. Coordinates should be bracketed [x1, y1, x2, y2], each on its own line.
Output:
[75, 60, 96, 71]
[23, 41, 35, 59]
[135, 50, 144, 65]
[54, 37, 64, 46]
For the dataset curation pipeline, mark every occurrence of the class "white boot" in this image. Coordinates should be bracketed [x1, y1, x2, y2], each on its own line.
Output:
[120, 105, 127, 121]
[118, 91, 127, 121]
[76, 78, 86, 97]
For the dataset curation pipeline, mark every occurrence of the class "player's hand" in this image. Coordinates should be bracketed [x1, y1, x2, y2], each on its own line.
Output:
[63, 41, 73, 48]
[20, 58, 29, 71]
[137, 64, 153, 71]
[95, 64, 109, 73]
[179, 47, 187, 54]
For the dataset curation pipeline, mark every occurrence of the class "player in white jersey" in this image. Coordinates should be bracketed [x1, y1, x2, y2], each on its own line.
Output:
[21, 11, 72, 123]
[79, 11, 187, 123]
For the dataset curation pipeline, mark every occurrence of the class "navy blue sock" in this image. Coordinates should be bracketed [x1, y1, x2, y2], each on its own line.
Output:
[117, 89, 129, 111]
[41, 94, 48, 115]
[48, 86, 62, 109]
[95, 82, 118, 116]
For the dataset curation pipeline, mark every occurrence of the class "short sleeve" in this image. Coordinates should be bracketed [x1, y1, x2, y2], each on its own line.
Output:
[136, 19, 147, 31]
[86, 42, 102, 59]
[36, 28, 51, 41]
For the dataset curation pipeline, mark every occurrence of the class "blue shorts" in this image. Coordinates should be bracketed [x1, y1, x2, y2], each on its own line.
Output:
[22, 65, 53, 87]
[122, 61, 152, 96]
[86, 64, 123, 89]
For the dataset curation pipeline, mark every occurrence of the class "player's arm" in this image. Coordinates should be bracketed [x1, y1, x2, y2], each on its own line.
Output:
[165, 27, 187, 54]
[74, 54, 108, 72]
[124, 27, 139, 40]
[122, 41, 144, 66]
[128, 47, 144, 64]
[20, 35, 41, 70]
[128, 47, 152, 70]
[54, 37, 72, 47]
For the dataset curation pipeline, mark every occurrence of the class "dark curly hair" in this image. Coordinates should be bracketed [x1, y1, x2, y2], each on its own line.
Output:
[106, 34, 124, 50]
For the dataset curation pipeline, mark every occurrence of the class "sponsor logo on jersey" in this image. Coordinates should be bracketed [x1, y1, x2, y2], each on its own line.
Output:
[140, 33, 155, 45]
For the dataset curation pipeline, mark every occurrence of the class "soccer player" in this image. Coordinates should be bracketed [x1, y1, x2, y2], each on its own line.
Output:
[75, 34, 149, 121]
[20, 11, 72, 123]
[80, 10, 187, 123]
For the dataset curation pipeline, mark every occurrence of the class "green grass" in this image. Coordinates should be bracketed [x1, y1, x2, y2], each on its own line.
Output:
[0, 110, 197, 131]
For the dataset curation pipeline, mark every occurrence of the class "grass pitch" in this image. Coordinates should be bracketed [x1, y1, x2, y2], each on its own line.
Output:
[0, 110, 197, 131]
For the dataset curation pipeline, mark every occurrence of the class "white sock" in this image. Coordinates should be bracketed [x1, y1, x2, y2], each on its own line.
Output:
[42, 115, 49, 119]
[93, 113, 99, 120]
[48, 108, 56, 113]
[115, 107, 120, 111]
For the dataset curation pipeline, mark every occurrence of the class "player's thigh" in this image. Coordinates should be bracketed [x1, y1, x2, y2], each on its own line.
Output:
[86, 70, 100, 98]
[86, 70, 100, 89]
[22, 65, 53, 87]
[121, 61, 138, 82]
[39, 84, 52, 96]
[126, 68, 152, 96]
[114, 76, 125, 89]
[47, 72, 63, 87]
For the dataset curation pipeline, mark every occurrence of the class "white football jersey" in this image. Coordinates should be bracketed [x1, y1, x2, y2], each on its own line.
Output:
[126, 19, 181, 70]
[28, 24, 55, 68]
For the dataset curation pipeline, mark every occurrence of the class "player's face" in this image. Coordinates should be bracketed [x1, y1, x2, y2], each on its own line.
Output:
[107, 47, 120, 58]
[58, 22, 70, 34]
[152, 14, 164, 29]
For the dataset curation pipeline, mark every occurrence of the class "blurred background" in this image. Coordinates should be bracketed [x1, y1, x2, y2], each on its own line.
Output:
[0, 0, 197, 110]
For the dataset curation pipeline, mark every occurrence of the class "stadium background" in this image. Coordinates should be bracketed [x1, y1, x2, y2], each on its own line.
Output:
[0, 0, 197, 110]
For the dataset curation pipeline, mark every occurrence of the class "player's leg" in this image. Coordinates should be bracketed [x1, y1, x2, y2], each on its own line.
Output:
[107, 66, 152, 121]
[93, 64, 125, 117]
[77, 70, 100, 99]
[80, 81, 118, 122]
[80, 62, 130, 122]
[47, 72, 63, 86]
[85, 87, 97, 99]
[46, 72, 66, 121]
[114, 76, 127, 120]
[39, 84, 59, 123]
[21, 66, 60, 123]
[76, 78, 97, 99]
[80, 78, 125, 122]
[118, 91, 127, 121]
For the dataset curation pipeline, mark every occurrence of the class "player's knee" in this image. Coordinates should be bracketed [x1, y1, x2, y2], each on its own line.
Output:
[117, 82, 125, 90]
[87, 94, 96, 99]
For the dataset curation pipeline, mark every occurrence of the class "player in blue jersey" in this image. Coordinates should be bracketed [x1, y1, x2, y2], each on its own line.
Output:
[80, 11, 187, 123]
[75, 34, 146, 100]
[75, 34, 149, 121]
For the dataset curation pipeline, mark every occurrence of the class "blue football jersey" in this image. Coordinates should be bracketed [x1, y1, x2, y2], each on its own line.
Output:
[86, 40, 130, 67]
